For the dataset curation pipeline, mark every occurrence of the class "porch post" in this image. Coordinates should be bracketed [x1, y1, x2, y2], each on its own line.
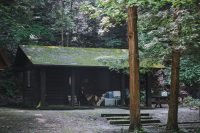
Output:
[71, 69, 76, 106]
[40, 69, 46, 106]
[145, 73, 152, 107]
[22, 71, 26, 105]
[121, 73, 126, 105]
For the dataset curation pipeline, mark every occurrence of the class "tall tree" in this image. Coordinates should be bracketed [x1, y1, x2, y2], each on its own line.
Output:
[82, 0, 155, 131]
[128, 6, 140, 131]
[166, 1, 199, 130]
[167, 49, 180, 130]
[137, 1, 199, 130]
[166, 7, 182, 130]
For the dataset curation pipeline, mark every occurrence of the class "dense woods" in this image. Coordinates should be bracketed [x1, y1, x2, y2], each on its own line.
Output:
[0, 0, 127, 51]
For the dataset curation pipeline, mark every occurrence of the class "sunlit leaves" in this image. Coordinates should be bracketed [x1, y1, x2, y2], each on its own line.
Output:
[180, 56, 200, 85]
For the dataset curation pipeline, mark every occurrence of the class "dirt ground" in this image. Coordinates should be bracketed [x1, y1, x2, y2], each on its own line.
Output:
[0, 106, 199, 133]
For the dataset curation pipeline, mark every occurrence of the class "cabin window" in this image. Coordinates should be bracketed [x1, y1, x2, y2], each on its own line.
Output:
[27, 71, 31, 87]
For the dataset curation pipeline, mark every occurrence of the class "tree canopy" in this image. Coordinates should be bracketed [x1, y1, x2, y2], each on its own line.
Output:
[82, 0, 200, 85]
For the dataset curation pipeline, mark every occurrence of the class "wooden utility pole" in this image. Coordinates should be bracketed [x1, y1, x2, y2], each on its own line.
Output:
[128, 6, 141, 131]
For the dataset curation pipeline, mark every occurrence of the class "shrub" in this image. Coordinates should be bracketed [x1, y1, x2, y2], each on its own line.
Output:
[140, 90, 146, 104]
[0, 80, 17, 97]
[183, 96, 200, 108]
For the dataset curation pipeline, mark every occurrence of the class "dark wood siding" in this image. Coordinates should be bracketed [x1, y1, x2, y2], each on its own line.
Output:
[22, 67, 126, 106]
[23, 71, 33, 105]
[110, 71, 121, 91]
[46, 68, 70, 105]
[32, 70, 40, 105]
[75, 68, 122, 97]
[96, 69, 111, 95]
[75, 68, 98, 96]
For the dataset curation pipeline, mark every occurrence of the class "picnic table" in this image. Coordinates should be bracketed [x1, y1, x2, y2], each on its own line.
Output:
[152, 95, 168, 108]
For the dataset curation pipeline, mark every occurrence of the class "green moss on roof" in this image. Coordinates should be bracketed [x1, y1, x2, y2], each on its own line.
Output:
[140, 58, 165, 69]
[19, 45, 165, 68]
[20, 45, 128, 67]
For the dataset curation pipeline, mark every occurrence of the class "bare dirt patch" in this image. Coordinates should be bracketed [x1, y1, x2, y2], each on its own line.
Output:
[0, 107, 199, 133]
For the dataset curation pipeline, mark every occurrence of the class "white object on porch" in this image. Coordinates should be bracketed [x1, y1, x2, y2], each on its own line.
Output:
[113, 91, 121, 98]
[104, 98, 115, 106]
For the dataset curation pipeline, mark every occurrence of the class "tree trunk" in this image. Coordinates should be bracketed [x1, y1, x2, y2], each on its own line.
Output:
[166, 49, 181, 131]
[61, 0, 64, 46]
[128, 6, 141, 132]
[68, 0, 74, 47]
[61, 28, 64, 46]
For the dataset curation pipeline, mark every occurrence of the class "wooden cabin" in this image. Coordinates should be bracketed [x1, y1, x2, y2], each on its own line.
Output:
[15, 45, 165, 107]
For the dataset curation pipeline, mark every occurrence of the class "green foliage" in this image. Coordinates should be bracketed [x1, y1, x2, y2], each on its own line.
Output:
[102, 37, 126, 48]
[97, 54, 129, 73]
[0, 80, 16, 97]
[11, 24, 54, 44]
[97, 52, 165, 74]
[1, 68, 14, 78]
[51, 0, 75, 31]
[180, 56, 200, 86]
[165, 54, 200, 86]
[0, 4, 15, 47]
[0, 0, 78, 49]
[0, 68, 18, 97]
[183, 96, 200, 107]
[0, 2, 48, 49]
[140, 90, 146, 104]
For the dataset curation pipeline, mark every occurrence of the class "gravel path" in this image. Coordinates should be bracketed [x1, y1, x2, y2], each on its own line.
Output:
[0, 107, 199, 133]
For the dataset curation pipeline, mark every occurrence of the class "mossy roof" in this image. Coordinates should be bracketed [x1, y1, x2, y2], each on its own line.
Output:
[19, 45, 165, 68]
[19, 45, 127, 67]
